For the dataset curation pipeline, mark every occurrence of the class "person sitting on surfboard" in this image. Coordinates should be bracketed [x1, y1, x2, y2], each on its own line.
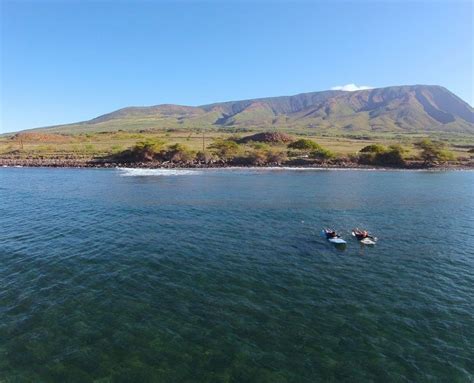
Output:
[326, 229, 337, 238]
[353, 228, 369, 240]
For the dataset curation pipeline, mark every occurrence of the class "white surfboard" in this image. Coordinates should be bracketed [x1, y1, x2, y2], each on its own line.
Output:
[360, 237, 376, 245]
[328, 237, 346, 244]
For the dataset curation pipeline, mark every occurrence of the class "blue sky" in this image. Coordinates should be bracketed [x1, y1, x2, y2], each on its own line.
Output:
[1, 0, 473, 133]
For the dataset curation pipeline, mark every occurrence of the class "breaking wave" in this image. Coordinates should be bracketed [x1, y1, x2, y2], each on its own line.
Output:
[117, 168, 203, 176]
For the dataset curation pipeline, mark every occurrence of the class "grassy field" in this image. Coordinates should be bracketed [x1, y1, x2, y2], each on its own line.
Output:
[1, 129, 473, 161]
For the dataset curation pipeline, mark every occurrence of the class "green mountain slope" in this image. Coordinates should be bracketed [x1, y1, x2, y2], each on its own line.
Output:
[24, 85, 474, 135]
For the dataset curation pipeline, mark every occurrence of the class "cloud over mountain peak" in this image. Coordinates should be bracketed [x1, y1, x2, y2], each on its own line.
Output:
[331, 83, 373, 91]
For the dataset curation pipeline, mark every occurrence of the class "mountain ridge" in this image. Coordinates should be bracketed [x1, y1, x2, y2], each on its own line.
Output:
[20, 85, 474, 135]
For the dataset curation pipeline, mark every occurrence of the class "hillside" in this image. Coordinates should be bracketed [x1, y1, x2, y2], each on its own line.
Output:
[20, 85, 474, 135]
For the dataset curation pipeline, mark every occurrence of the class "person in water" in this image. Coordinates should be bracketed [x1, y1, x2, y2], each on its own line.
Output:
[354, 228, 369, 239]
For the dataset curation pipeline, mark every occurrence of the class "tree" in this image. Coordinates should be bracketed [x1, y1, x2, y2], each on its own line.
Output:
[387, 144, 407, 154]
[287, 139, 321, 153]
[359, 144, 387, 153]
[133, 138, 164, 153]
[208, 139, 241, 161]
[358, 144, 407, 167]
[374, 146, 406, 167]
[309, 147, 335, 161]
[163, 143, 195, 163]
[415, 139, 454, 164]
[131, 138, 165, 161]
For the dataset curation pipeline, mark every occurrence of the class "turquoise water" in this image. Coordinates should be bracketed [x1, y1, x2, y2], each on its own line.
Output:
[0, 168, 473, 382]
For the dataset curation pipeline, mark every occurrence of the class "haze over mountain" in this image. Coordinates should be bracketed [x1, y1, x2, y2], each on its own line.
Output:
[26, 85, 474, 135]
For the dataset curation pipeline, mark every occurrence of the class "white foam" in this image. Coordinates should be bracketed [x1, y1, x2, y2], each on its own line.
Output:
[117, 168, 203, 176]
[116, 166, 473, 176]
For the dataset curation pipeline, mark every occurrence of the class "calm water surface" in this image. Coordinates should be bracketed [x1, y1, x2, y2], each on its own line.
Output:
[0, 168, 473, 382]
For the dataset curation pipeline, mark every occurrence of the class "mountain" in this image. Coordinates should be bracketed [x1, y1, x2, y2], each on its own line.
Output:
[26, 85, 474, 135]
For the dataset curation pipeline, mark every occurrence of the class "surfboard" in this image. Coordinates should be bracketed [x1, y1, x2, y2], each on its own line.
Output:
[360, 237, 376, 245]
[328, 237, 347, 244]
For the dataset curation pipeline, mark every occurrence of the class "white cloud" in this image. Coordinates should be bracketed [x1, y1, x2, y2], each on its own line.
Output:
[331, 83, 374, 92]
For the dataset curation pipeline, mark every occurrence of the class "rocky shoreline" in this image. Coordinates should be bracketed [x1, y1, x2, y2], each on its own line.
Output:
[1, 157, 473, 170]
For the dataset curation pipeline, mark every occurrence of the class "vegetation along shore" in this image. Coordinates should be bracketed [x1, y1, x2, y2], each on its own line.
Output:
[1, 130, 472, 169]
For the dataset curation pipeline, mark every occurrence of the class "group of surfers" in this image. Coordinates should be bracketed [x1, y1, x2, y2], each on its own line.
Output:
[324, 228, 374, 241]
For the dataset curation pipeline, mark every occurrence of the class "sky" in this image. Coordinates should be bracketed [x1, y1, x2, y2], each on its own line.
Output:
[1, 0, 473, 133]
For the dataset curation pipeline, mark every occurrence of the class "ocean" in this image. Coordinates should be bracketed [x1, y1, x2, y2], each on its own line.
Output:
[1, 167, 473, 382]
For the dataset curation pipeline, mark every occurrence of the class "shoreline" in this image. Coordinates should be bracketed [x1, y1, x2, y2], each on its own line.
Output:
[1, 158, 473, 171]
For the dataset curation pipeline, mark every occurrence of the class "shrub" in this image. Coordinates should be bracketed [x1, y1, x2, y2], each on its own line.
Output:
[387, 144, 407, 154]
[163, 143, 195, 163]
[231, 147, 288, 166]
[130, 138, 165, 161]
[196, 151, 215, 163]
[209, 139, 241, 160]
[358, 144, 406, 167]
[266, 149, 288, 164]
[287, 139, 321, 152]
[360, 144, 387, 153]
[234, 151, 268, 166]
[374, 148, 406, 167]
[309, 148, 335, 160]
[135, 139, 163, 150]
